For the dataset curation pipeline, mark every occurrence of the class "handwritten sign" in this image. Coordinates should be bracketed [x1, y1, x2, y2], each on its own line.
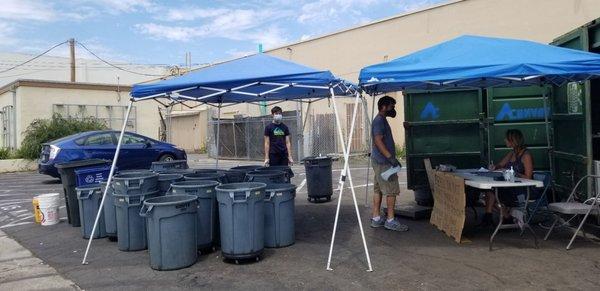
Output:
[430, 171, 466, 243]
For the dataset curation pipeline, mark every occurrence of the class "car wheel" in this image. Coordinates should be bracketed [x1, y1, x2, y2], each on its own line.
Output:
[159, 154, 175, 162]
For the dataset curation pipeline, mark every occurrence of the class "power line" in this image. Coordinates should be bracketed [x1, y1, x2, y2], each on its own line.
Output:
[0, 41, 68, 74]
[76, 41, 166, 77]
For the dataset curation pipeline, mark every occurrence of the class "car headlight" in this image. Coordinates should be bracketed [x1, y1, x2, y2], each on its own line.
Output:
[49, 145, 61, 160]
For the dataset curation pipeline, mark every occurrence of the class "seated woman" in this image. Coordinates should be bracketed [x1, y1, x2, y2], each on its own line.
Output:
[481, 129, 534, 226]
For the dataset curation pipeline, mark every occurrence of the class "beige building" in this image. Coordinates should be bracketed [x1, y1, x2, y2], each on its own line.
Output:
[0, 79, 161, 149]
[261, 0, 600, 149]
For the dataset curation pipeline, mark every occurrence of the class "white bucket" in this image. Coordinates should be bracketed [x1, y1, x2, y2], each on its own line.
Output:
[37, 193, 60, 226]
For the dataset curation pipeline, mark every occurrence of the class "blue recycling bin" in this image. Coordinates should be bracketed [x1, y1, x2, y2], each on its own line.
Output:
[75, 166, 116, 187]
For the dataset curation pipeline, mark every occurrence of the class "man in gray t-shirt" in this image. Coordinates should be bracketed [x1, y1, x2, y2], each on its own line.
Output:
[370, 96, 408, 232]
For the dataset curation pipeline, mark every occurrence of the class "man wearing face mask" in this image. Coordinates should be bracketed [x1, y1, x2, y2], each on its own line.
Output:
[370, 96, 408, 232]
[264, 106, 294, 166]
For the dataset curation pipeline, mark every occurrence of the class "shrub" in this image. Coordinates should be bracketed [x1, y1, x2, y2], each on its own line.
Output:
[395, 144, 406, 159]
[17, 114, 108, 160]
[0, 147, 11, 160]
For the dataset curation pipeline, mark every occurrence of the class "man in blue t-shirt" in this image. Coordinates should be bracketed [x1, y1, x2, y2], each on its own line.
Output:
[370, 96, 408, 232]
[264, 106, 294, 166]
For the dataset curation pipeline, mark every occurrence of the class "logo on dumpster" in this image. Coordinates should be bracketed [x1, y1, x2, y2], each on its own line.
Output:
[85, 175, 95, 184]
[420, 102, 440, 120]
[495, 103, 550, 121]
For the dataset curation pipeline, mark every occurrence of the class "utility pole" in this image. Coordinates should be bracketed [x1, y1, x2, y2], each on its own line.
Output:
[69, 38, 75, 82]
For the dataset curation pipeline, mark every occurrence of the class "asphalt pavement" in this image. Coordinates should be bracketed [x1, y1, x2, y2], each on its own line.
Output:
[1, 155, 600, 290]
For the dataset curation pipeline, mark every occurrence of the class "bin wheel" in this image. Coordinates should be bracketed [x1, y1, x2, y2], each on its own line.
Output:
[235, 260, 240, 265]
[212, 246, 217, 252]
[255, 256, 260, 262]
[327, 196, 331, 202]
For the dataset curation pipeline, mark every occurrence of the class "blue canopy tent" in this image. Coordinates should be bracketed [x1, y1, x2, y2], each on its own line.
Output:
[360, 35, 600, 93]
[358, 35, 600, 243]
[83, 53, 373, 272]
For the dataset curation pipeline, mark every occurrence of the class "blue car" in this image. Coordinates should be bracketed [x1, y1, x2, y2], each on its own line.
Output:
[38, 130, 187, 178]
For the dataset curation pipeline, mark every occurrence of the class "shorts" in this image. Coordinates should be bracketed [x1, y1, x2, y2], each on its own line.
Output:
[372, 161, 400, 196]
[269, 153, 289, 166]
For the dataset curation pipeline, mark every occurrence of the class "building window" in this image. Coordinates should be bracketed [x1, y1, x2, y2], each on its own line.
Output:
[53, 104, 136, 132]
[1, 105, 14, 149]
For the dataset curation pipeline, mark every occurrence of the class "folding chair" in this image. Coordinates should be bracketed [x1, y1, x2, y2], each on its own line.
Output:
[543, 174, 600, 250]
[527, 172, 552, 222]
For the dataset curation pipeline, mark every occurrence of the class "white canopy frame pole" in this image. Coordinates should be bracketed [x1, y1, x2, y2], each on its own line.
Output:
[364, 95, 376, 206]
[216, 103, 222, 168]
[326, 88, 373, 272]
[82, 99, 134, 264]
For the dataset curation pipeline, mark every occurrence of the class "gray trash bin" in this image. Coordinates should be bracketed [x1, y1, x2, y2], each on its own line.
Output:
[171, 180, 220, 250]
[150, 160, 188, 172]
[140, 195, 198, 271]
[117, 169, 155, 175]
[100, 181, 117, 238]
[184, 172, 227, 183]
[216, 182, 266, 262]
[157, 173, 184, 195]
[114, 191, 160, 251]
[256, 166, 294, 183]
[113, 172, 159, 195]
[303, 156, 333, 202]
[264, 183, 296, 248]
[245, 170, 286, 185]
[76, 185, 107, 239]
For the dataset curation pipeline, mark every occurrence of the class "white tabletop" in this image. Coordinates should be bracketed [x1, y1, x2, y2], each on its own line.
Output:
[451, 169, 544, 190]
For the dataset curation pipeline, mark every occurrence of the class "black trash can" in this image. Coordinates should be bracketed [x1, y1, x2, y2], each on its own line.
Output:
[220, 170, 245, 183]
[55, 159, 109, 226]
[303, 156, 333, 203]
[245, 170, 287, 186]
[256, 166, 294, 183]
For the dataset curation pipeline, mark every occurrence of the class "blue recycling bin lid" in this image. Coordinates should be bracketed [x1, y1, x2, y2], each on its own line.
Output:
[75, 166, 116, 187]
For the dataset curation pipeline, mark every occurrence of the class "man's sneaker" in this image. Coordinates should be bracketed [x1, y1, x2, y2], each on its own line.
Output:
[370, 217, 385, 228]
[384, 218, 409, 232]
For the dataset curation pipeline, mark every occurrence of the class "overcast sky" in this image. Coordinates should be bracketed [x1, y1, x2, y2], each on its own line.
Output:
[0, 0, 446, 66]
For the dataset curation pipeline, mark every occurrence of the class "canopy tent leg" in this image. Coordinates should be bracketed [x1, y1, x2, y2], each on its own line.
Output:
[82, 100, 134, 265]
[364, 95, 376, 207]
[542, 89, 554, 201]
[326, 89, 373, 272]
[216, 103, 221, 168]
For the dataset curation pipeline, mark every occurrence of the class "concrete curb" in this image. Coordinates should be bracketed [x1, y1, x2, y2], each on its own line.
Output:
[0, 159, 37, 173]
[0, 230, 80, 290]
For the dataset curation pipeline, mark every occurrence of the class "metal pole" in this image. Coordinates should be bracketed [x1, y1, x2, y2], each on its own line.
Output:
[82, 100, 133, 264]
[326, 89, 373, 272]
[543, 90, 552, 172]
[216, 104, 221, 168]
[365, 95, 376, 206]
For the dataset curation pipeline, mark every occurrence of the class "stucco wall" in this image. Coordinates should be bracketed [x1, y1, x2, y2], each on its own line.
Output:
[15, 86, 160, 147]
[266, 0, 600, 149]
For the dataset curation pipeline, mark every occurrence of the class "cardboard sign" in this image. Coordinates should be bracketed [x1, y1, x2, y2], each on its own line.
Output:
[430, 171, 466, 243]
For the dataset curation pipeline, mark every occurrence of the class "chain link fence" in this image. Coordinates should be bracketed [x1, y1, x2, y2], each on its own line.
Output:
[207, 101, 369, 161]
